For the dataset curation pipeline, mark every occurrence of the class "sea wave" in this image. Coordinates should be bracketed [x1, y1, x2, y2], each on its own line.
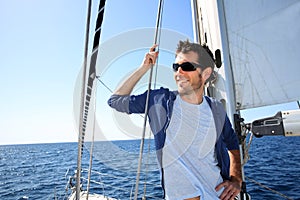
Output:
[0, 137, 299, 200]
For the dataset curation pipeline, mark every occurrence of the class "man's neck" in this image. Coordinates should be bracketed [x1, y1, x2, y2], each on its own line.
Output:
[180, 90, 204, 105]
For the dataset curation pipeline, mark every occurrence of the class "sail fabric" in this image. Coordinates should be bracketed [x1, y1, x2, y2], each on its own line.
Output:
[223, 0, 300, 110]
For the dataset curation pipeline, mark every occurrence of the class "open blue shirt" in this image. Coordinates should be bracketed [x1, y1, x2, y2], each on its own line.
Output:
[108, 87, 239, 190]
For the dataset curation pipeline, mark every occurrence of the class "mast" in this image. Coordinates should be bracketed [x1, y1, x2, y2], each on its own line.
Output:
[216, 0, 249, 199]
[191, 0, 200, 43]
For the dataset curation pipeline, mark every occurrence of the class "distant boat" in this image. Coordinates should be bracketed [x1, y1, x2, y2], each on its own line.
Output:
[65, 0, 300, 199]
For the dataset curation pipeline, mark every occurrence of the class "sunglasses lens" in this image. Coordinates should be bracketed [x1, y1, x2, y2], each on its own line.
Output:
[173, 62, 196, 72]
[181, 62, 196, 71]
[172, 63, 179, 71]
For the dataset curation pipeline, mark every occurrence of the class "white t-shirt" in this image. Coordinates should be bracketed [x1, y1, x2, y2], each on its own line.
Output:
[162, 96, 223, 200]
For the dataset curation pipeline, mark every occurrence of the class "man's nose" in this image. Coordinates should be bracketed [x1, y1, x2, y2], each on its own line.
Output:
[177, 67, 185, 74]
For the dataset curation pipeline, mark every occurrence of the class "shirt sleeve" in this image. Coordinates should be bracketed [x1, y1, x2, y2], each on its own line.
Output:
[222, 115, 240, 150]
[107, 91, 148, 114]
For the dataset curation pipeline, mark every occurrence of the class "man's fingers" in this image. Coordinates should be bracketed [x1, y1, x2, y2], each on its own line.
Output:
[216, 180, 241, 200]
[215, 181, 226, 191]
[150, 44, 158, 52]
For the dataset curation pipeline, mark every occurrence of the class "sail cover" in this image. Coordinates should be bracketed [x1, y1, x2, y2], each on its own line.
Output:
[222, 0, 300, 110]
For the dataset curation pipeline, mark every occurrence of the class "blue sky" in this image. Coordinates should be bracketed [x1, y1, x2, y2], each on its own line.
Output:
[0, 0, 88, 145]
[0, 0, 298, 145]
[0, 0, 194, 145]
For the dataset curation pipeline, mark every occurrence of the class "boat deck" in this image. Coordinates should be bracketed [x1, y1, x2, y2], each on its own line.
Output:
[68, 191, 117, 200]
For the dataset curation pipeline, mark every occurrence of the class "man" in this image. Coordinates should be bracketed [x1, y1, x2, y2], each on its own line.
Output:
[108, 40, 242, 200]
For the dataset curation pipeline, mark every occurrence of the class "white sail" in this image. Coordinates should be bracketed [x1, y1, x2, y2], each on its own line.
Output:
[195, 0, 300, 111]
[222, 0, 300, 110]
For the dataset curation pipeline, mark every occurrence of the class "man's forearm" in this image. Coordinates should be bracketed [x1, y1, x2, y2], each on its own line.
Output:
[114, 65, 150, 95]
[228, 149, 243, 185]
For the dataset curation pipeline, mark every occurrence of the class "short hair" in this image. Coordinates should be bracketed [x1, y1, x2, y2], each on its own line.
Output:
[176, 40, 215, 70]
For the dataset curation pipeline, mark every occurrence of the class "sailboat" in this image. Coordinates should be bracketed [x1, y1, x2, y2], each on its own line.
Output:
[65, 0, 300, 199]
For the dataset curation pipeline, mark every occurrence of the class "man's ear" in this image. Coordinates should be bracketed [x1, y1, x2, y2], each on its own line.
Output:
[202, 67, 213, 83]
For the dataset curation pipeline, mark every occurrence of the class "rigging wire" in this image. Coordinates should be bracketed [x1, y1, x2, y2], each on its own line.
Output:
[96, 76, 114, 93]
[245, 177, 293, 200]
[76, 0, 93, 198]
[96, 76, 146, 121]
[142, 1, 165, 198]
[86, 85, 98, 200]
[84, 0, 107, 197]
[133, 0, 164, 199]
[76, 0, 107, 199]
[153, 0, 164, 89]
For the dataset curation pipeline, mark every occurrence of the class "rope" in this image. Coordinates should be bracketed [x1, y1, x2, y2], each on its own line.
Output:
[245, 177, 294, 200]
[240, 124, 253, 166]
[133, 1, 164, 199]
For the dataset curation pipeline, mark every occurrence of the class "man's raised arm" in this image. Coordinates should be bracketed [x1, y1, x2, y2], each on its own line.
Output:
[114, 44, 158, 95]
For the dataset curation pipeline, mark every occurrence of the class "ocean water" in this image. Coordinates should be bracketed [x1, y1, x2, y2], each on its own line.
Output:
[0, 137, 299, 200]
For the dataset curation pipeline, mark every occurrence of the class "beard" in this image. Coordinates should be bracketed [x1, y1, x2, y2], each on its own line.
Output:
[177, 73, 203, 95]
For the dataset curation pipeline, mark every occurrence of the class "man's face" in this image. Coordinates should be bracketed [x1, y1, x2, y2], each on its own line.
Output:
[174, 51, 203, 95]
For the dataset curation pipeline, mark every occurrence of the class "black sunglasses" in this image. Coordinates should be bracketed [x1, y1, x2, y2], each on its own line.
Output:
[172, 62, 201, 72]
